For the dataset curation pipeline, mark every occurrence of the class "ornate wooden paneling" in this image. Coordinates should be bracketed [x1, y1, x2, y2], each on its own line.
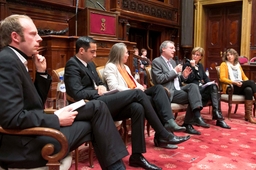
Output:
[242, 64, 256, 82]
[0, 0, 85, 35]
[250, 0, 256, 57]
[251, 0, 256, 47]
[205, 2, 242, 80]
[110, 0, 179, 27]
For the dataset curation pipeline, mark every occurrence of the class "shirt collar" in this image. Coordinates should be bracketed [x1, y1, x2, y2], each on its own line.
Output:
[8, 46, 28, 70]
[161, 55, 169, 63]
[75, 56, 88, 67]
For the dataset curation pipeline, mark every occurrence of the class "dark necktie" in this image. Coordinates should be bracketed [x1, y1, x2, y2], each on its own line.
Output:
[85, 64, 98, 88]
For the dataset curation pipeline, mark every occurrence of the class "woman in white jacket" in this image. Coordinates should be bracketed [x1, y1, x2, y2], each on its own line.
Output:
[103, 43, 189, 142]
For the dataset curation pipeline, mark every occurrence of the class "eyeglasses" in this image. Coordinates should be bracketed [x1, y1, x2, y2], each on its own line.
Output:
[192, 53, 201, 56]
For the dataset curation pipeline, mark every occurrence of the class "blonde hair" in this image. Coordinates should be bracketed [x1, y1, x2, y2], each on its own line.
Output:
[107, 43, 127, 66]
[192, 47, 205, 57]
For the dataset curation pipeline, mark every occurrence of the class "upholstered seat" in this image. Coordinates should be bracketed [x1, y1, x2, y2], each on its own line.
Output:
[215, 66, 255, 119]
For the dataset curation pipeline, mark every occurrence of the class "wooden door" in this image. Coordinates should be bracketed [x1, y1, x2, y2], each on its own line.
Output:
[205, 2, 242, 81]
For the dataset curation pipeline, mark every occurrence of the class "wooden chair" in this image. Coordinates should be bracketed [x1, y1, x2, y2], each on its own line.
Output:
[0, 126, 68, 170]
[52, 68, 93, 169]
[53, 67, 127, 168]
[145, 66, 188, 120]
[215, 66, 255, 119]
[96, 66, 127, 143]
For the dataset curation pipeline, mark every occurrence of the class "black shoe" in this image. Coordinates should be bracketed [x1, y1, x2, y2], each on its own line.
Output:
[164, 119, 186, 132]
[129, 154, 162, 170]
[154, 138, 178, 149]
[182, 124, 201, 135]
[216, 120, 231, 129]
[212, 110, 224, 120]
[154, 133, 190, 145]
[190, 117, 210, 128]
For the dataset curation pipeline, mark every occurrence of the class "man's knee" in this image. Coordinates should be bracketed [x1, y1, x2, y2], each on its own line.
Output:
[129, 103, 144, 118]
[188, 83, 200, 91]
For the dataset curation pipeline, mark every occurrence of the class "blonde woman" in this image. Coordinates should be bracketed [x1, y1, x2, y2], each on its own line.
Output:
[182, 47, 230, 129]
[103, 43, 191, 144]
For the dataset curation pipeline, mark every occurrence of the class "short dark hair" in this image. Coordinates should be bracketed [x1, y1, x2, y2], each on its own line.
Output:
[75, 36, 96, 53]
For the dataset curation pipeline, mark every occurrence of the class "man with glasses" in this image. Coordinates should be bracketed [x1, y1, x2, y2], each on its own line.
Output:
[151, 40, 210, 135]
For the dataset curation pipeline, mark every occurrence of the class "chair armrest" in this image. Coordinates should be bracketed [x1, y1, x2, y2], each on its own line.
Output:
[163, 87, 171, 98]
[221, 82, 234, 101]
[0, 126, 68, 168]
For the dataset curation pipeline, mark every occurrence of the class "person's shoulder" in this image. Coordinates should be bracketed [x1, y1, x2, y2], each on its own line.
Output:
[0, 47, 17, 62]
[152, 56, 161, 62]
[104, 62, 115, 70]
[220, 62, 227, 66]
[65, 56, 77, 67]
[66, 56, 76, 63]
[124, 64, 130, 71]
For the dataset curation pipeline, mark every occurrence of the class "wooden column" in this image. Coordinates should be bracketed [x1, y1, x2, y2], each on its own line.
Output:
[180, 0, 194, 59]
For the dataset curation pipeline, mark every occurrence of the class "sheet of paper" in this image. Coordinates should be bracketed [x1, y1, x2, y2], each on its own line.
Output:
[201, 81, 215, 88]
[54, 99, 86, 116]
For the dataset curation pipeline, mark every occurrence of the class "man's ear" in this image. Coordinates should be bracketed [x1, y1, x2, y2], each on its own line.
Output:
[11, 32, 20, 44]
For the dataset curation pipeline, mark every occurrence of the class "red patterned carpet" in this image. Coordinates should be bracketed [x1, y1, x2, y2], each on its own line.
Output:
[70, 103, 256, 170]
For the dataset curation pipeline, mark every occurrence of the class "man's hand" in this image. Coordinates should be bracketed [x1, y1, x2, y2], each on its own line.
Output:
[174, 64, 182, 73]
[57, 107, 78, 126]
[135, 86, 145, 91]
[33, 54, 46, 73]
[97, 85, 107, 96]
[182, 66, 192, 78]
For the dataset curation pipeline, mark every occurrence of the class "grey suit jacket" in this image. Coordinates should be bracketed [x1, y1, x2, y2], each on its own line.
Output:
[151, 56, 186, 101]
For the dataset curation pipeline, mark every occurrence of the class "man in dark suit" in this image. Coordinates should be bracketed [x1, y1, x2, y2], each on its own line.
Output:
[64, 36, 190, 169]
[151, 40, 210, 135]
[0, 14, 128, 169]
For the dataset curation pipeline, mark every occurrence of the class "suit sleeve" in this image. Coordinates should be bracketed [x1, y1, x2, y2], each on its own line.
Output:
[64, 58, 100, 101]
[200, 64, 210, 83]
[0, 52, 59, 130]
[34, 72, 52, 104]
[151, 58, 178, 85]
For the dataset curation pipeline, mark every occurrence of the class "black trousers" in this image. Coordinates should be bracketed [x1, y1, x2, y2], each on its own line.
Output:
[172, 83, 203, 124]
[97, 89, 170, 153]
[144, 85, 173, 124]
[1, 100, 128, 169]
[233, 80, 256, 100]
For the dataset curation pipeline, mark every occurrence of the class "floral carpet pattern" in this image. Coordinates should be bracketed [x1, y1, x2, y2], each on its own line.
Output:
[70, 104, 256, 170]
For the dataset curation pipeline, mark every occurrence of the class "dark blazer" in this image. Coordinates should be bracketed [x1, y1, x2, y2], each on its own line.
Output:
[0, 48, 127, 168]
[64, 56, 105, 101]
[0, 46, 59, 166]
[183, 62, 210, 85]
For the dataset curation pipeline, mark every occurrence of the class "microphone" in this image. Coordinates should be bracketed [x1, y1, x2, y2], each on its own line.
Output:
[174, 56, 179, 65]
[184, 57, 190, 63]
